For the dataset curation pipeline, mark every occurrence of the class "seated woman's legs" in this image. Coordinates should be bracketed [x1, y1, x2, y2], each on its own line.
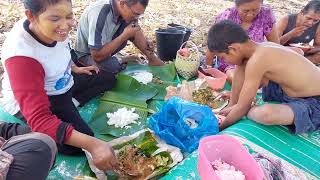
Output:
[72, 70, 116, 106]
[0, 122, 56, 180]
[48, 90, 94, 155]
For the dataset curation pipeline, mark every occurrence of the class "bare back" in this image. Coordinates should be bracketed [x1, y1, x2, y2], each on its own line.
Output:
[247, 42, 320, 97]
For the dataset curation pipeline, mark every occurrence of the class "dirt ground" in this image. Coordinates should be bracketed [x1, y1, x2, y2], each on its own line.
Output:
[0, 0, 310, 88]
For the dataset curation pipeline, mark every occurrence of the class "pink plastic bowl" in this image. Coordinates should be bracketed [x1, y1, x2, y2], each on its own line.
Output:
[198, 68, 227, 90]
[198, 135, 264, 180]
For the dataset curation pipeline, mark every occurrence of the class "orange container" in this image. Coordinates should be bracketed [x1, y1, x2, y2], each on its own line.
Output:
[198, 68, 227, 90]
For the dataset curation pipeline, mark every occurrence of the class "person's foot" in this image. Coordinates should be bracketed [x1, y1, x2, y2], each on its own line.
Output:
[120, 55, 148, 64]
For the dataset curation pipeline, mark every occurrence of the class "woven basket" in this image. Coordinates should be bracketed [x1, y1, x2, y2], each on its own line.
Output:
[174, 41, 200, 80]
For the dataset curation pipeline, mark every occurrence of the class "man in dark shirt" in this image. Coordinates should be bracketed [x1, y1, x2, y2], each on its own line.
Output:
[277, 0, 320, 64]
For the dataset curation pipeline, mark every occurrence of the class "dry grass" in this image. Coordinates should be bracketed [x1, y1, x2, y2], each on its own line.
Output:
[0, 0, 309, 56]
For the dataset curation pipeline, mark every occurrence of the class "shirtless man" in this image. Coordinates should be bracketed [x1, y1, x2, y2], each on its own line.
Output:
[208, 20, 320, 134]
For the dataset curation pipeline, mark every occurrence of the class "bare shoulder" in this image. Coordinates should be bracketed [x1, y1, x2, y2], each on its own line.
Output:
[279, 15, 289, 23]
[246, 48, 268, 70]
[247, 44, 278, 70]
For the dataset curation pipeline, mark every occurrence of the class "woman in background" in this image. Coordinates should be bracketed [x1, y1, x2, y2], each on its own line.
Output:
[205, 0, 279, 84]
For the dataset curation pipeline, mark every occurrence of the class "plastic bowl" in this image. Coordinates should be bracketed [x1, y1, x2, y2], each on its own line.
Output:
[198, 68, 227, 90]
[197, 135, 264, 180]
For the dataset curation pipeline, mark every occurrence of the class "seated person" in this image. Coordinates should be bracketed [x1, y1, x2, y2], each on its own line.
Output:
[277, 0, 320, 64]
[208, 20, 320, 134]
[0, 122, 56, 180]
[205, 0, 279, 84]
[0, 0, 118, 172]
[74, 0, 164, 73]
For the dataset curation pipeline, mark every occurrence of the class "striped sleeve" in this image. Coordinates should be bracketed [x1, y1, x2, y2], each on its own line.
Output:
[87, 4, 112, 50]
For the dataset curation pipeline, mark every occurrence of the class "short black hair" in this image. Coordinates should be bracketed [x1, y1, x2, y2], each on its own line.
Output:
[126, 0, 149, 7]
[235, 0, 263, 6]
[24, 0, 72, 16]
[207, 20, 249, 53]
[302, 0, 320, 14]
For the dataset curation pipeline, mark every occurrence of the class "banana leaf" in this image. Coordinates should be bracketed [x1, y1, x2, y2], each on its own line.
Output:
[148, 81, 178, 100]
[100, 74, 158, 108]
[147, 99, 165, 113]
[90, 74, 158, 137]
[123, 63, 182, 100]
[89, 101, 149, 137]
[123, 63, 177, 82]
[112, 131, 158, 154]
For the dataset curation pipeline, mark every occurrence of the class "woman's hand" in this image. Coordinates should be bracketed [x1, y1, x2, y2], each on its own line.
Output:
[72, 65, 99, 75]
[88, 139, 119, 172]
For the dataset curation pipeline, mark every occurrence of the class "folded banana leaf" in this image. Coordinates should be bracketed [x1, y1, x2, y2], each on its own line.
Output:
[89, 101, 149, 137]
[112, 131, 158, 154]
[100, 74, 158, 108]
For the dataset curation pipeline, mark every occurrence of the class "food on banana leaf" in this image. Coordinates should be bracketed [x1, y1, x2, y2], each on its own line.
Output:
[116, 144, 170, 180]
[131, 71, 153, 84]
[152, 76, 163, 84]
[109, 131, 182, 179]
[208, 98, 228, 109]
[192, 88, 219, 105]
[289, 42, 313, 48]
[106, 107, 140, 128]
[192, 88, 228, 110]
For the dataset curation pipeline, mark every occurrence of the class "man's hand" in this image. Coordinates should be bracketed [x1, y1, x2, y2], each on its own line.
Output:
[289, 26, 308, 38]
[72, 65, 99, 75]
[89, 139, 119, 172]
[304, 47, 320, 55]
[122, 22, 141, 39]
[146, 40, 155, 53]
[218, 105, 235, 117]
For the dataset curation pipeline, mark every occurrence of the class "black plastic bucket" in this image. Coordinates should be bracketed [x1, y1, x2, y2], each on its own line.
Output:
[155, 28, 186, 61]
[168, 23, 192, 43]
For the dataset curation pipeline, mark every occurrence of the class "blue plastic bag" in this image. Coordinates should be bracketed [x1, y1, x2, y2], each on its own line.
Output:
[148, 97, 219, 153]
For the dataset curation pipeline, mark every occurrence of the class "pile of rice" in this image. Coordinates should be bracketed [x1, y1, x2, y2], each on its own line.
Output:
[106, 107, 140, 128]
[211, 159, 245, 180]
[131, 71, 153, 84]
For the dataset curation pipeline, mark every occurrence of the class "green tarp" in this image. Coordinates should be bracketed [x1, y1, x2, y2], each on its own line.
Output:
[162, 120, 320, 179]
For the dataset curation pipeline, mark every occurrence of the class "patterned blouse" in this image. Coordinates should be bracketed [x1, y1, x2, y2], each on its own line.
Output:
[214, 6, 276, 73]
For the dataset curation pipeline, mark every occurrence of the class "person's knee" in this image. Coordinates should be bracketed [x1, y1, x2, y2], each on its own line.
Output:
[29, 133, 57, 168]
[248, 106, 275, 125]
[5, 133, 57, 180]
